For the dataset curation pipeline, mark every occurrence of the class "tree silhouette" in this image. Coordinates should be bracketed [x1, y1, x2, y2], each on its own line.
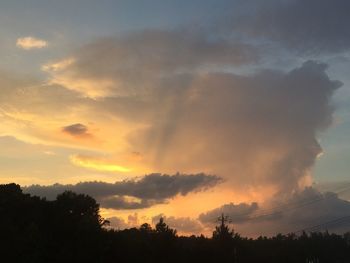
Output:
[155, 217, 177, 236]
[212, 213, 234, 241]
[1, 183, 350, 263]
[140, 223, 153, 233]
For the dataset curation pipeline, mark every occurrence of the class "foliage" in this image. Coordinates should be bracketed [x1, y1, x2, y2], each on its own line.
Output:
[0, 183, 349, 263]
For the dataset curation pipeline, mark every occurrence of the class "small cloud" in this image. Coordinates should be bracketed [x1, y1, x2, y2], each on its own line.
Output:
[16, 36, 48, 50]
[62, 123, 91, 138]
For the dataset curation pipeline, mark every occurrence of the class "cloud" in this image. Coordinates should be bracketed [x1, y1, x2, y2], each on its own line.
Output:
[43, 29, 258, 98]
[229, 0, 350, 53]
[106, 216, 130, 229]
[69, 154, 131, 173]
[62, 123, 91, 137]
[4, 29, 343, 202]
[198, 202, 259, 224]
[105, 213, 140, 229]
[23, 173, 222, 209]
[16, 37, 48, 50]
[2, 16, 345, 221]
[128, 61, 341, 194]
[43, 31, 341, 196]
[152, 214, 204, 234]
[277, 188, 350, 231]
[201, 187, 350, 237]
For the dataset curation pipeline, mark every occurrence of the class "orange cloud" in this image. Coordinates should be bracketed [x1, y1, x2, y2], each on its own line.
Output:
[70, 154, 131, 173]
[16, 37, 48, 50]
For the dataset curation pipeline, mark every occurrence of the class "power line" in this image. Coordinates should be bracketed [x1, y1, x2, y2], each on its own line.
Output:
[294, 215, 350, 234]
[211, 183, 350, 236]
[226, 184, 350, 223]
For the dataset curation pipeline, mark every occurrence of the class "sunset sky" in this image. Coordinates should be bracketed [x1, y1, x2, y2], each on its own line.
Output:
[1, 0, 350, 236]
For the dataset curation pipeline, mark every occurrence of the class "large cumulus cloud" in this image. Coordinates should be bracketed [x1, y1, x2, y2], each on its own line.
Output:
[43, 26, 342, 196]
[128, 61, 341, 194]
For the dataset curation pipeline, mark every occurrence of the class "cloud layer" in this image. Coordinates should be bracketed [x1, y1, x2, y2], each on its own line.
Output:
[43, 29, 258, 98]
[24, 173, 221, 209]
[199, 202, 258, 224]
[229, 0, 350, 53]
[198, 187, 350, 236]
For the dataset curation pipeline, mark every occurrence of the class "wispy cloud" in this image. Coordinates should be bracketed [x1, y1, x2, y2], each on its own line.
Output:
[16, 36, 48, 50]
[69, 154, 131, 173]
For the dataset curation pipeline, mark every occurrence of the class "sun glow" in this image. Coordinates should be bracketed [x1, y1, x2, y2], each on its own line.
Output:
[70, 154, 131, 173]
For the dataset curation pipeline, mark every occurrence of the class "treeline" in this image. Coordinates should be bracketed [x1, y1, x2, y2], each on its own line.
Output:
[1, 183, 350, 263]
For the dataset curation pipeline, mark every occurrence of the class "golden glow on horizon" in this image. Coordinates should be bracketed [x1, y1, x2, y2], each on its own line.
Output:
[70, 154, 131, 172]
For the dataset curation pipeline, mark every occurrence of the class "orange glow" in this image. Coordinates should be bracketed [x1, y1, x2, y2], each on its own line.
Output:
[70, 154, 131, 172]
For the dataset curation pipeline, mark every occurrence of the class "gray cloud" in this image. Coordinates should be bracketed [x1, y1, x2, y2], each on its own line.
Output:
[277, 187, 350, 233]
[152, 214, 204, 234]
[128, 61, 341, 193]
[23, 173, 221, 209]
[75, 29, 258, 73]
[62, 123, 91, 137]
[204, 187, 350, 237]
[44, 29, 258, 98]
[199, 202, 258, 224]
[229, 0, 350, 53]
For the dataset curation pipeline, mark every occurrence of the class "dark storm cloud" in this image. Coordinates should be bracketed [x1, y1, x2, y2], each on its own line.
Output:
[23, 173, 221, 209]
[229, 0, 350, 53]
[62, 123, 91, 137]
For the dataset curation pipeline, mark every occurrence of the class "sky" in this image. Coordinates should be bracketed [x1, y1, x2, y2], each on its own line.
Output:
[1, 0, 350, 236]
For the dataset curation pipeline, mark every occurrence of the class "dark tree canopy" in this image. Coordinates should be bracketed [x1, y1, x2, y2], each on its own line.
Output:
[0, 183, 349, 263]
